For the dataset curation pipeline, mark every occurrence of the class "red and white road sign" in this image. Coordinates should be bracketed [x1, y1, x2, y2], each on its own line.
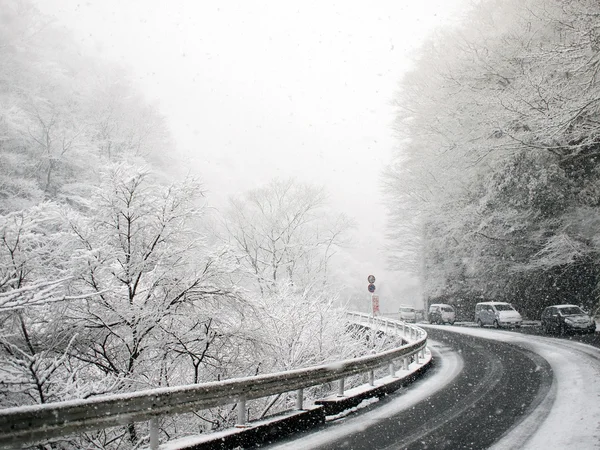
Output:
[372, 294, 380, 315]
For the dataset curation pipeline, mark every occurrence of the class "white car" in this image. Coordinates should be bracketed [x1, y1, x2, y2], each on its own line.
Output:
[399, 306, 417, 323]
[475, 301, 522, 328]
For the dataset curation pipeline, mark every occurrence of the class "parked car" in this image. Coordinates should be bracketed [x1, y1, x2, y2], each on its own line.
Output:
[540, 304, 596, 335]
[428, 304, 456, 325]
[399, 306, 417, 323]
[415, 309, 425, 322]
[475, 302, 522, 328]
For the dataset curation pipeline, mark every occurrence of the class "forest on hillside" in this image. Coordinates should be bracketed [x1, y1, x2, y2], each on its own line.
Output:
[0, 1, 376, 447]
[385, 0, 600, 320]
[8, 0, 600, 445]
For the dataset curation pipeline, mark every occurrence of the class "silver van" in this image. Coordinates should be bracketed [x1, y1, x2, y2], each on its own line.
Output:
[475, 302, 522, 328]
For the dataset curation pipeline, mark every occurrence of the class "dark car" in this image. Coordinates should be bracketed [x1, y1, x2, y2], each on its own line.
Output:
[541, 304, 596, 335]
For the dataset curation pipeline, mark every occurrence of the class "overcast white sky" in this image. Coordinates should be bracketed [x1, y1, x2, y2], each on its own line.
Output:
[37, 0, 466, 310]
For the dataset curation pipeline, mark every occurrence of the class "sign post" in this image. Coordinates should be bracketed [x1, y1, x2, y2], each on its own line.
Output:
[367, 275, 377, 316]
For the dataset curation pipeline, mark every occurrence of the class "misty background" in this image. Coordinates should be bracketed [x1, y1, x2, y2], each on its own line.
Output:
[34, 0, 465, 311]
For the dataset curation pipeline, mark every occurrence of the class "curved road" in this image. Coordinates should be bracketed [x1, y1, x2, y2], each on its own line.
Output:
[262, 326, 600, 449]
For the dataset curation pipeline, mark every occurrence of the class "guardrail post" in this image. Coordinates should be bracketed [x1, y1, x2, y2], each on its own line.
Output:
[415, 350, 420, 363]
[369, 370, 375, 386]
[237, 396, 247, 426]
[149, 417, 159, 450]
[402, 322, 406, 336]
[403, 356, 409, 370]
[389, 362, 395, 378]
[338, 378, 345, 397]
[296, 388, 304, 410]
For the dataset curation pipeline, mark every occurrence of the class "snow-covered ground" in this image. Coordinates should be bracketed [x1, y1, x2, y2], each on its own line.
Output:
[430, 326, 600, 450]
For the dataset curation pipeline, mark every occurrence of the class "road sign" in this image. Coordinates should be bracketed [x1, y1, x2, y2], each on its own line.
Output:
[367, 274, 376, 284]
[372, 294, 380, 315]
[368, 283, 376, 293]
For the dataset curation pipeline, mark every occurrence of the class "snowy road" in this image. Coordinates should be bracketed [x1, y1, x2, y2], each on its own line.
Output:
[261, 326, 600, 449]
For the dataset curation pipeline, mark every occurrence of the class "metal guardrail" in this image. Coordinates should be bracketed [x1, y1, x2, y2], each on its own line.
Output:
[0, 312, 427, 449]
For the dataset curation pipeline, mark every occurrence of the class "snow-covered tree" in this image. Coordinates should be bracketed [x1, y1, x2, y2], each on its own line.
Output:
[0, 203, 88, 407]
[223, 179, 352, 294]
[57, 165, 239, 443]
[386, 0, 600, 317]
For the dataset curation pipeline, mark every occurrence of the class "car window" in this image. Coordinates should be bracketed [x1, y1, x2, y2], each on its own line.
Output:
[558, 306, 584, 316]
[494, 304, 514, 311]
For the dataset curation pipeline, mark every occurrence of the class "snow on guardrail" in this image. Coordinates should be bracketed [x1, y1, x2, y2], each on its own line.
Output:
[0, 312, 428, 450]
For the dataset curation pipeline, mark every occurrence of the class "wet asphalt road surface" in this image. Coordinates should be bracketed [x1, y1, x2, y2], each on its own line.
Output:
[261, 328, 553, 450]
